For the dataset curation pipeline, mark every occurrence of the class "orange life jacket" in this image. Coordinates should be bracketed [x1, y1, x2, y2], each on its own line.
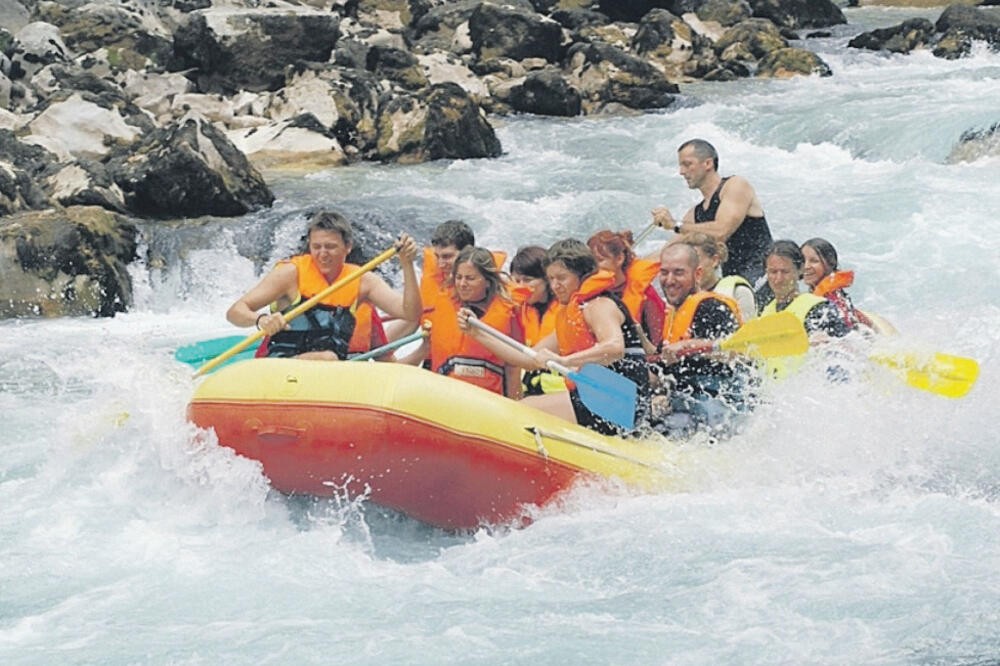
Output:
[554, 270, 618, 356]
[662, 291, 741, 344]
[429, 293, 518, 395]
[282, 255, 373, 352]
[811, 269, 872, 329]
[420, 246, 508, 322]
[619, 258, 660, 322]
[510, 283, 561, 347]
[812, 270, 854, 297]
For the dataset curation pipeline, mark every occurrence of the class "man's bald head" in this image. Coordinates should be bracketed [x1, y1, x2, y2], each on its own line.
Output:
[660, 242, 699, 269]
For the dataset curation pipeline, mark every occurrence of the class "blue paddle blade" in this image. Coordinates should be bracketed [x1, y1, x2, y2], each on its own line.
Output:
[567, 363, 637, 430]
[174, 335, 255, 370]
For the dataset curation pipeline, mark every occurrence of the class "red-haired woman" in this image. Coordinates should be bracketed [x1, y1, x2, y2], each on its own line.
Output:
[587, 229, 665, 350]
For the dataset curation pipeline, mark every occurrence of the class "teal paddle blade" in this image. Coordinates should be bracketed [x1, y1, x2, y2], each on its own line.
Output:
[174, 335, 256, 370]
[566, 363, 637, 430]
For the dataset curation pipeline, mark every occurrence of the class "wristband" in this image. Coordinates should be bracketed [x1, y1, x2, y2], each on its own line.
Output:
[255, 313, 267, 330]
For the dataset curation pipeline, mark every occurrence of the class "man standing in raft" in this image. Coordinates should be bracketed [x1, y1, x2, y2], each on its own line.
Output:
[651, 139, 773, 290]
[226, 210, 420, 360]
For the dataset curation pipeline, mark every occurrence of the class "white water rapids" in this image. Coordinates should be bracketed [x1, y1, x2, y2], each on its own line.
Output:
[2, 7, 999, 664]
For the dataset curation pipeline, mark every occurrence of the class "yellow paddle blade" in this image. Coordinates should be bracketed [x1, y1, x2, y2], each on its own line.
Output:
[718, 311, 809, 359]
[869, 351, 979, 398]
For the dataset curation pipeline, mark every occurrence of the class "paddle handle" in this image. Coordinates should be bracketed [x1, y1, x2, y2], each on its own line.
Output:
[349, 323, 429, 362]
[633, 221, 658, 245]
[466, 317, 571, 376]
[674, 341, 718, 358]
[194, 246, 398, 377]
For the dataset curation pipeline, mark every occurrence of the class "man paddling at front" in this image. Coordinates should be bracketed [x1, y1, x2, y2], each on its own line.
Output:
[651, 242, 754, 437]
[652, 139, 773, 302]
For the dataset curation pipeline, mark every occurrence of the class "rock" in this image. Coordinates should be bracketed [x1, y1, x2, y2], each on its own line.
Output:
[357, 0, 419, 29]
[0, 205, 137, 318]
[468, 3, 563, 62]
[597, 1, 682, 23]
[848, 18, 935, 54]
[172, 8, 341, 93]
[274, 64, 384, 154]
[43, 160, 127, 211]
[577, 22, 637, 50]
[417, 51, 489, 99]
[935, 4, 1000, 34]
[947, 122, 1000, 163]
[747, 0, 845, 30]
[409, 0, 536, 54]
[375, 82, 501, 162]
[122, 70, 194, 113]
[0, 0, 31, 34]
[697, 0, 751, 27]
[932, 4, 1000, 57]
[8, 22, 71, 81]
[715, 18, 788, 60]
[0, 129, 55, 215]
[227, 115, 347, 170]
[633, 8, 716, 78]
[565, 41, 679, 110]
[756, 45, 831, 77]
[106, 112, 274, 218]
[35, 1, 174, 71]
[933, 29, 974, 59]
[366, 44, 430, 90]
[550, 8, 610, 30]
[508, 68, 581, 115]
[26, 92, 142, 160]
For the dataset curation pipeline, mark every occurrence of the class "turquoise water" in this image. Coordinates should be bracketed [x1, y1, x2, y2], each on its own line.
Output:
[2, 8, 999, 664]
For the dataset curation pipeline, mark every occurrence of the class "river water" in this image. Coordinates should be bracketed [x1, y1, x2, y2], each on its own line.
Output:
[2, 7, 999, 664]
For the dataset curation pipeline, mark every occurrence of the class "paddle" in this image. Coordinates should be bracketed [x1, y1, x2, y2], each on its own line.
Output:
[349, 324, 430, 362]
[676, 311, 809, 359]
[869, 350, 978, 398]
[466, 317, 638, 430]
[192, 246, 398, 377]
[174, 335, 253, 369]
[633, 221, 658, 245]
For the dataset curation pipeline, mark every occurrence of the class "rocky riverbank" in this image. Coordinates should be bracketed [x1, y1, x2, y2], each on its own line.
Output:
[0, 0, 997, 317]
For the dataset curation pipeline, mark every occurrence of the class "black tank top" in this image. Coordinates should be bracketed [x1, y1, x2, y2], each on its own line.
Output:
[695, 177, 772, 284]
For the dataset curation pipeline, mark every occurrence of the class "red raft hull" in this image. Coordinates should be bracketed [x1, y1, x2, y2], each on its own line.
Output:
[187, 360, 675, 529]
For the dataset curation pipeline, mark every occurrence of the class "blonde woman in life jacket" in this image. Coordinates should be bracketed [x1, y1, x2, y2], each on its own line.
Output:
[226, 210, 420, 360]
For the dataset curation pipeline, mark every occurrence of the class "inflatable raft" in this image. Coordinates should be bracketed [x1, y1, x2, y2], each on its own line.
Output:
[187, 359, 686, 529]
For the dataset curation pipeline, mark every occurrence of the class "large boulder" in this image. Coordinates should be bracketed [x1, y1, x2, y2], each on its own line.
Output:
[0, 205, 137, 318]
[375, 82, 501, 163]
[933, 4, 1000, 58]
[35, 1, 174, 71]
[25, 91, 143, 160]
[756, 46, 831, 77]
[508, 68, 581, 116]
[468, 3, 563, 62]
[747, 0, 845, 29]
[106, 112, 275, 218]
[695, 0, 751, 27]
[172, 8, 341, 93]
[565, 41, 679, 111]
[848, 18, 936, 54]
[632, 8, 716, 78]
[227, 114, 348, 170]
[715, 18, 788, 60]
